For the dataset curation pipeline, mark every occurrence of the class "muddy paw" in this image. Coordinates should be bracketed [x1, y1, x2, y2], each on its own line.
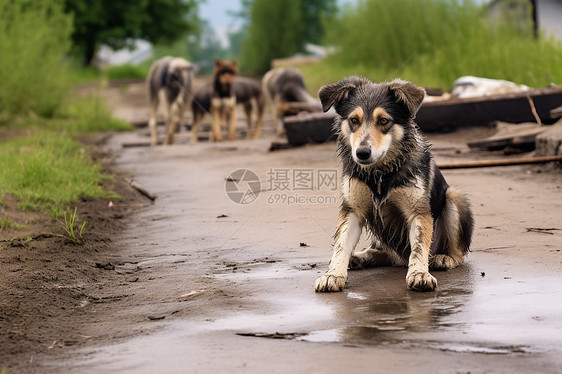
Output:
[349, 254, 365, 270]
[406, 271, 437, 292]
[430, 254, 460, 271]
[314, 274, 346, 292]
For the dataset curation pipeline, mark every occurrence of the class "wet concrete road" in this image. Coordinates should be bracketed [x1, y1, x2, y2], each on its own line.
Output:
[52, 130, 562, 373]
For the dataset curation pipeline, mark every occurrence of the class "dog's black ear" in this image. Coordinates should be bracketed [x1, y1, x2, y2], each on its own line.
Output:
[387, 79, 425, 117]
[318, 76, 366, 113]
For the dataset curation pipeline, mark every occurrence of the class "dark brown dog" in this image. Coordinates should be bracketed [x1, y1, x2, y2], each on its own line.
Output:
[191, 60, 265, 142]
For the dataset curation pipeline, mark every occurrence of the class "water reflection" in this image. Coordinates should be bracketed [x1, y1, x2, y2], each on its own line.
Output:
[306, 264, 475, 345]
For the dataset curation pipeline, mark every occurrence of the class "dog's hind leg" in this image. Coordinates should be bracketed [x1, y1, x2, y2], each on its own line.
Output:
[167, 100, 183, 145]
[349, 246, 391, 270]
[243, 101, 253, 139]
[227, 101, 237, 141]
[160, 91, 172, 145]
[190, 108, 203, 143]
[315, 210, 363, 292]
[430, 187, 474, 270]
[148, 94, 160, 146]
[209, 99, 223, 142]
[253, 96, 265, 140]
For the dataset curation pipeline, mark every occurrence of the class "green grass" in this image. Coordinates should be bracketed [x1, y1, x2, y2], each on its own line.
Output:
[60, 207, 86, 244]
[0, 131, 118, 218]
[55, 94, 133, 133]
[0, 216, 28, 231]
[317, 0, 562, 90]
[102, 64, 149, 81]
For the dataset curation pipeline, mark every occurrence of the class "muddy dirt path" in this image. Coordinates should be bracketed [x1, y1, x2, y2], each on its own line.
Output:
[51, 123, 562, 372]
[5, 80, 562, 373]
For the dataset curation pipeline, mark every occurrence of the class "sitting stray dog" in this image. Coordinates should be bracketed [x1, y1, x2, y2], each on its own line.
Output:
[147, 56, 194, 146]
[262, 67, 320, 134]
[315, 77, 474, 292]
[191, 62, 265, 142]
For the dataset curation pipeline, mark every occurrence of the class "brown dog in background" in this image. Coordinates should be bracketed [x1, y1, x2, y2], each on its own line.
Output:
[191, 59, 265, 142]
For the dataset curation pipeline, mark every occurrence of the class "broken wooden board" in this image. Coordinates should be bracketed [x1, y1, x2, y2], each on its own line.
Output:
[550, 105, 562, 119]
[283, 112, 337, 146]
[467, 122, 545, 151]
[417, 86, 562, 132]
[278, 102, 322, 117]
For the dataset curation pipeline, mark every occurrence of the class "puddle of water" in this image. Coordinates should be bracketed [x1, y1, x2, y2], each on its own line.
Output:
[297, 329, 342, 343]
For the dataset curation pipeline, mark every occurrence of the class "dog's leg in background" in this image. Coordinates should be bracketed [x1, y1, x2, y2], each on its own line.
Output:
[315, 212, 363, 292]
[190, 109, 202, 144]
[159, 91, 172, 145]
[148, 94, 160, 146]
[406, 215, 438, 291]
[254, 96, 265, 140]
[243, 101, 254, 139]
[227, 98, 237, 141]
[210, 99, 223, 142]
[167, 100, 183, 145]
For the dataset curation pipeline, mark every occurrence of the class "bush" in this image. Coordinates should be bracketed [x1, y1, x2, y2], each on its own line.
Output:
[324, 0, 562, 89]
[0, 0, 73, 118]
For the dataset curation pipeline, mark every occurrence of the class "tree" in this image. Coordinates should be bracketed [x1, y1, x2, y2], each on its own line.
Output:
[238, 0, 337, 75]
[240, 0, 303, 74]
[186, 20, 230, 73]
[300, 0, 337, 45]
[64, 0, 200, 64]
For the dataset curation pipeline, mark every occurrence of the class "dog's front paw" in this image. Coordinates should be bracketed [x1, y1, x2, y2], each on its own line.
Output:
[315, 274, 346, 292]
[406, 271, 437, 292]
[349, 253, 365, 270]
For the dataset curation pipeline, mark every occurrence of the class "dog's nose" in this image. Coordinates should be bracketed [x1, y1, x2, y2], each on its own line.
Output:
[356, 148, 371, 160]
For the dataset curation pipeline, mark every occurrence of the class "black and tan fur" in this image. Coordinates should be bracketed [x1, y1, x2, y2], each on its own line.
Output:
[315, 77, 474, 292]
[147, 56, 194, 146]
[261, 67, 319, 133]
[191, 60, 265, 142]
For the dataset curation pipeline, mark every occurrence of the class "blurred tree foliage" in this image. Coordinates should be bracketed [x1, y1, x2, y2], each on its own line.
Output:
[63, 0, 200, 65]
[239, 0, 336, 74]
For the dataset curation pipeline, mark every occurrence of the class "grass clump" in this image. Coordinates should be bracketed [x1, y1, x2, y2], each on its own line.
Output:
[0, 216, 28, 231]
[319, 0, 562, 90]
[0, 131, 118, 218]
[0, 0, 73, 118]
[60, 207, 86, 245]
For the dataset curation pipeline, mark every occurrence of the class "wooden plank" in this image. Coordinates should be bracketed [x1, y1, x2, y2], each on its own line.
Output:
[467, 122, 544, 150]
[438, 155, 562, 170]
[551, 105, 562, 119]
[283, 112, 336, 146]
[417, 86, 562, 132]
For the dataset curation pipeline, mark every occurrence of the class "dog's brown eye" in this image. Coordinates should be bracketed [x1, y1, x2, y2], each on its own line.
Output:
[349, 117, 359, 125]
[379, 117, 390, 125]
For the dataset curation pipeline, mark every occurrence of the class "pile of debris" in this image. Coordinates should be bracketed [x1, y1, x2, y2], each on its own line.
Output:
[281, 76, 562, 161]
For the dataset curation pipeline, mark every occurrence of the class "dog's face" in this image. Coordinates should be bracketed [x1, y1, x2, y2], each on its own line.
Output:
[214, 59, 238, 86]
[319, 77, 425, 167]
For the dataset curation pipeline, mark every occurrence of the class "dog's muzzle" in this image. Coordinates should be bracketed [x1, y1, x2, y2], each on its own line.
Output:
[356, 147, 371, 161]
